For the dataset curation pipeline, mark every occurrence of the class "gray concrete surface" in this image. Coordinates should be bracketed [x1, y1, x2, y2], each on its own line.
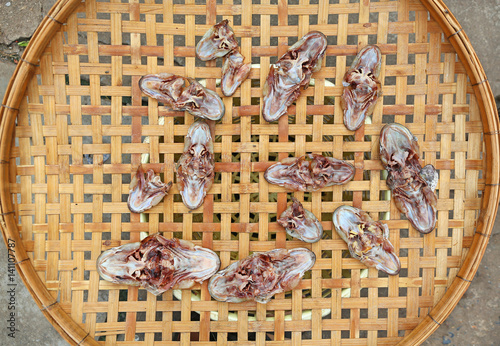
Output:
[0, 0, 54, 44]
[0, 0, 498, 345]
[445, 0, 500, 97]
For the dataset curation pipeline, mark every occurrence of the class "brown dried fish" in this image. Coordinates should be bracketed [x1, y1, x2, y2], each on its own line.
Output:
[176, 120, 215, 210]
[264, 154, 355, 191]
[196, 19, 239, 61]
[97, 234, 220, 295]
[139, 73, 185, 109]
[221, 51, 252, 97]
[208, 248, 315, 303]
[278, 197, 323, 243]
[139, 73, 225, 121]
[173, 78, 225, 120]
[333, 206, 401, 275]
[341, 45, 382, 131]
[380, 123, 438, 234]
[262, 31, 327, 122]
[127, 165, 172, 214]
[196, 20, 251, 97]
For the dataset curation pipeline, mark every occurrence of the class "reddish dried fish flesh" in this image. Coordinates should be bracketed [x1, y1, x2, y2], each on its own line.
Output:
[127, 165, 172, 213]
[138, 73, 185, 108]
[196, 20, 251, 97]
[221, 51, 252, 97]
[139, 73, 225, 121]
[173, 78, 225, 120]
[97, 234, 220, 295]
[278, 197, 323, 243]
[333, 206, 401, 275]
[176, 120, 215, 210]
[264, 154, 354, 191]
[196, 19, 239, 61]
[262, 31, 327, 122]
[380, 123, 438, 234]
[341, 45, 382, 131]
[208, 248, 315, 303]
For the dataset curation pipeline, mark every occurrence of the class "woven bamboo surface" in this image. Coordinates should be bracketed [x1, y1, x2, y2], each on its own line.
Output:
[0, 0, 499, 344]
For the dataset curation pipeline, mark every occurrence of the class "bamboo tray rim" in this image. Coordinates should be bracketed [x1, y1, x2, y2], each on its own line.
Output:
[0, 0, 499, 345]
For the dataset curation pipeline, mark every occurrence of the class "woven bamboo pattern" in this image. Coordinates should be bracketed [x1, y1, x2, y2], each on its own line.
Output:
[1, 0, 499, 344]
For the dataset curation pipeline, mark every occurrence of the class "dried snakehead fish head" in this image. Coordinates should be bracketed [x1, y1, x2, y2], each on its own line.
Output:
[196, 19, 239, 61]
[174, 78, 225, 121]
[333, 206, 401, 275]
[127, 165, 172, 213]
[278, 197, 323, 243]
[262, 31, 327, 122]
[197, 20, 251, 97]
[139, 73, 185, 110]
[221, 51, 252, 97]
[341, 45, 382, 131]
[176, 120, 215, 210]
[97, 234, 220, 295]
[208, 248, 315, 303]
[379, 123, 438, 234]
[139, 74, 225, 121]
[264, 154, 355, 191]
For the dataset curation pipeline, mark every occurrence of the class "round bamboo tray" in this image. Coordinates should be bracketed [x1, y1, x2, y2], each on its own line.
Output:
[1, 0, 498, 344]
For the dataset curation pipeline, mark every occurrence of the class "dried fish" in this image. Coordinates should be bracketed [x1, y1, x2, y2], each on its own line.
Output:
[97, 234, 220, 295]
[341, 45, 382, 131]
[208, 248, 315, 303]
[173, 78, 225, 120]
[139, 73, 185, 109]
[221, 51, 252, 97]
[196, 20, 251, 97]
[278, 197, 323, 243]
[139, 73, 225, 121]
[333, 206, 401, 275]
[262, 31, 327, 122]
[196, 19, 239, 61]
[127, 165, 172, 214]
[380, 123, 438, 234]
[176, 120, 215, 210]
[264, 154, 354, 191]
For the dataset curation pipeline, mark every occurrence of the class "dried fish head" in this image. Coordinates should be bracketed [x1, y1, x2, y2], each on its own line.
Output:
[174, 78, 225, 121]
[264, 154, 355, 191]
[221, 51, 252, 96]
[379, 123, 420, 168]
[140, 74, 225, 121]
[380, 123, 438, 234]
[196, 20, 251, 96]
[278, 197, 323, 243]
[262, 31, 327, 122]
[176, 121, 215, 210]
[208, 248, 315, 303]
[97, 234, 220, 295]
[196, 19, 239, 61]
[333, 206, 400, 275]
[139, 73, 185, 109]
[341, 45, 382, 131]
[127, 165, 172, 213]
